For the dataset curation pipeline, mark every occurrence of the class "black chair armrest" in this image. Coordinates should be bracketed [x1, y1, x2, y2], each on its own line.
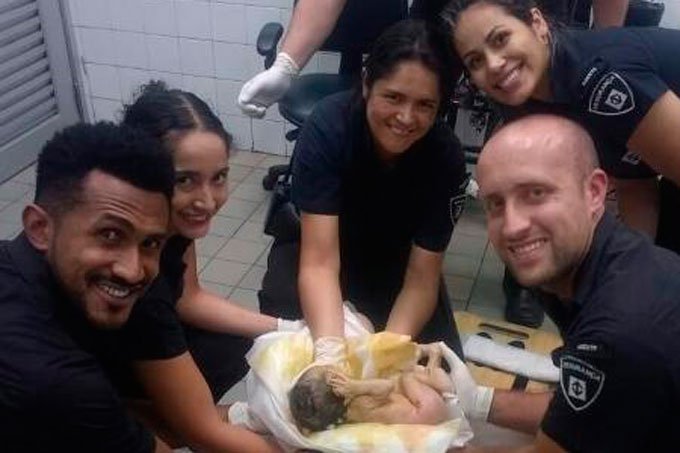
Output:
[257, 22, 284, 69]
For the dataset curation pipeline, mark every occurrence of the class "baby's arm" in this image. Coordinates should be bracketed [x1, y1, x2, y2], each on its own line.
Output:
[327, 370, 394, 400]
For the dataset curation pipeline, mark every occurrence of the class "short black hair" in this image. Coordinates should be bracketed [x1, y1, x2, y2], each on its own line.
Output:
[122, 80, 232, 154]
[363, 19, 460, 106]
[35, 121, 174, 214]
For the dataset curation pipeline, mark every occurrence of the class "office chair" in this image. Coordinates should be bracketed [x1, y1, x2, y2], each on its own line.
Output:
[254, 0, 407, 190]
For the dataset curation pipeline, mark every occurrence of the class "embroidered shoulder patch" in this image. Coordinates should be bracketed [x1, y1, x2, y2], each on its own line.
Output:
[450, 194, 467, 225]
[588, 72, 635, 116]
[560, 354, 605, 412]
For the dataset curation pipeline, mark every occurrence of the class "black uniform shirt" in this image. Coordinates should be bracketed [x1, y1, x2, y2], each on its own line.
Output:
[549, 26, 680, 178]
[118, 234, 192, 361]
[292, 90, 467, 304]
[0, 234, 154, 452]
[536, 213, 680, 451]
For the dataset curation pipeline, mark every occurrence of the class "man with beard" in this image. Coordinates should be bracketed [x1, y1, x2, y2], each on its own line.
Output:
[447, 115, 680, 452]
[0, 123, 175, 452]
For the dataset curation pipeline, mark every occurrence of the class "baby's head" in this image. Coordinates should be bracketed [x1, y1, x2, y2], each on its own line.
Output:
[289, 365, 346, 434]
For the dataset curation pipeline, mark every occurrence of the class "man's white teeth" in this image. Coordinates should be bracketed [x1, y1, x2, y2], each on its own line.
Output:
[512, 240, 544, 255]
[498, 67, 520, 90]
[98, 282, 131, 298]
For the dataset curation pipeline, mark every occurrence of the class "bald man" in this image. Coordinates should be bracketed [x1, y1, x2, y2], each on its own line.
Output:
[447, 115, 680, 452]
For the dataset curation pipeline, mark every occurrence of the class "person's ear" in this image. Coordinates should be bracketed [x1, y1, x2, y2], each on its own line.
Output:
[362, 71, 369, 100]
[22, 204, 53, 252]
[586, 169, 608, 218]
[529, 7, 550, 44]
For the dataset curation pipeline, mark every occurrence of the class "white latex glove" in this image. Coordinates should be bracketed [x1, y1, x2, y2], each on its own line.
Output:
[227, 401, 268, 433]
[276, 318, 305, 332]
[313, 336, 347, 366]
[439, 341, 495, 421]
[238, 52, 299, 118]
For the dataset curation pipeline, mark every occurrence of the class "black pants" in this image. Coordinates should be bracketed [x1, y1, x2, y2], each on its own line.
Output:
[115, 328, 251, 402]
[184, 326, 252, 402]
[258, 240, 464, 359]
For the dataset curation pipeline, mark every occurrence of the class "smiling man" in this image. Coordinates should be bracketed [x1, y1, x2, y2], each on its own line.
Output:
[447, 114, 680, 452]
[0, 122, 175, 452]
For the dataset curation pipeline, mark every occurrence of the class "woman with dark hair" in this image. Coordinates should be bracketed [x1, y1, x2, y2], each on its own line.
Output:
[258, 20, 468, 367]
[443, 0, 680, 255]
[111, 81, 291, 452]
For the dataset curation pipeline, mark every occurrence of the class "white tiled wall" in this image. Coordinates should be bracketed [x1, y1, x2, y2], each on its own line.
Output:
[61, 0, 680, 154]
[660, 0, 680, 29]
[63, 0, 340, 155]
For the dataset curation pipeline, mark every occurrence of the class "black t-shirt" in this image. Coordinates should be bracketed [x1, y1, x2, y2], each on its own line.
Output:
[536, 213, 680, 451]
[538, 0, 592, 26]
[549, 26, 680, 179]
[119, 234, 192, 361]
[292, 90, 467, 305]
[0, 234, 154, 452]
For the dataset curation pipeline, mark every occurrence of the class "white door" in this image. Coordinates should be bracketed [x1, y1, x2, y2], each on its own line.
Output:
[0, 0, 80, 183]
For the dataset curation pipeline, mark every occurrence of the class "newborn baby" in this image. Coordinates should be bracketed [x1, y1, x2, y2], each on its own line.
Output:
[289, 343, 453, 434]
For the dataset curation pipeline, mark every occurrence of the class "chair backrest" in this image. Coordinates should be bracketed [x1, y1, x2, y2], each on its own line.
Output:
[312, 0, 409, 74]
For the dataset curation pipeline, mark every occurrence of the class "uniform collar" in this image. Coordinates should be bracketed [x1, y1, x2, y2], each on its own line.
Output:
[535, 211, 618, 322]
[7, 232, 73, 313]
[570, 211, 619, 309]
[7, 232, 54, 286]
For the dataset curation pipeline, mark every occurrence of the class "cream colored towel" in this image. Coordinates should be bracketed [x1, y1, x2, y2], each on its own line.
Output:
[229, 307, 474, 452]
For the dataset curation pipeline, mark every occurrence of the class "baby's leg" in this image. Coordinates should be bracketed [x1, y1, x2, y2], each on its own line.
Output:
[399, 372, 449, 425]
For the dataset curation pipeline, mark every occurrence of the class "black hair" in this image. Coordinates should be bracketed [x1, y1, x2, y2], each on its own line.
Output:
[35, 121, 174, 214]
[363, 19, 461, 106]
[441, 0, 560, 30]
[122, 80, 232, 155]
[289, 371, 346, 434]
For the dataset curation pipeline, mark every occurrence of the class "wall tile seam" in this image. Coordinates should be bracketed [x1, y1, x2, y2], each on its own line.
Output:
[81, 63, 262, 85]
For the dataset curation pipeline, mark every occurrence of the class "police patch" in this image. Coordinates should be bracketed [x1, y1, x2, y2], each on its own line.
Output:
[621, 150, 642, 166]
[450, 194, 466, 225]
[560, 354, 605, 411]
[588, 72, 635, 116]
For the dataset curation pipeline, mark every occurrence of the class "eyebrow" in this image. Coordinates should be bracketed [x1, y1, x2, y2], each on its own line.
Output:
[175, 165, 230, 176]
[95, 213, 135, 232]
[97, 213, 168, 238]
[462, 25, 503, 60]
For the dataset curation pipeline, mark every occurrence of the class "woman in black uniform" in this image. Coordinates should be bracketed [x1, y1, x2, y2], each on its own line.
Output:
[444, 0, 680, 253]
[259, 20, 469, 365]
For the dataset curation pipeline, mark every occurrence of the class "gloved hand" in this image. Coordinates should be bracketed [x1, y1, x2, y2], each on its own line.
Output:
[227, 401, 268, 433]
[439, 341, 495, 421]
[313, 336, 347, 366]
[276, 318, 305, 332]
[238, 52, 300, 118]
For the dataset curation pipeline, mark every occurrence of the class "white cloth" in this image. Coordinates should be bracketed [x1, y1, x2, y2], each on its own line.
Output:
[462, 335, 559, 383]
[229, 306, 474, 452]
